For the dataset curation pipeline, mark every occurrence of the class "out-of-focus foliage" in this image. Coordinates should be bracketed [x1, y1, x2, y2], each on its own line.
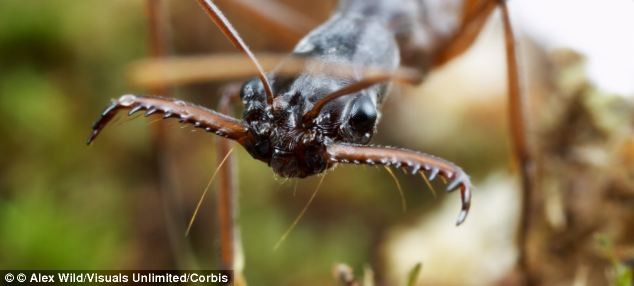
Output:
[1, 1, 632, 285]
[0, 0, 146, 269]
[596, 235, 633, 286]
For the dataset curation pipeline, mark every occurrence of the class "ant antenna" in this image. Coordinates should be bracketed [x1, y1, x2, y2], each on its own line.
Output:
[186, 147, 234, 236]
[302, 74, 391, 124]
[274, 174, 327, 250]
[384, 166, 407, 212]
[196, 0, 275, 105]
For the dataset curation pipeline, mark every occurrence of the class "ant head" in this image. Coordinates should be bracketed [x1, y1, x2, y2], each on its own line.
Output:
[240, 76, 331, 178]
[239, 75, 384, 178]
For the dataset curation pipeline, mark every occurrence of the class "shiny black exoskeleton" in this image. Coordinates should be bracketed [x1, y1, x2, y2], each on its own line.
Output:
[238, 0, 403, 177]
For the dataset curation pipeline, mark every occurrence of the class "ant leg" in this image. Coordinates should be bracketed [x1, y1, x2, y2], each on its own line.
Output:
[431, 0, 496, 67]
[215, 0, 318, 48]
[214, 84, 244, 274]
[141, 0, 195, 269]
[499, 1, 534, 284]
[129, 1, 421, 90]
[129, 54, 423, 90]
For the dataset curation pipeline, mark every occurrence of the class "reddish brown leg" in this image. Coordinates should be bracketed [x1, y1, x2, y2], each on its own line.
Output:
[213, 84, 249, 286]
[215, 0, 318, 48]
[141, 0, 194, 268]
[128, 54, 423, 92]
[214, 84, 243, 272]
[499, 1, 534, 284]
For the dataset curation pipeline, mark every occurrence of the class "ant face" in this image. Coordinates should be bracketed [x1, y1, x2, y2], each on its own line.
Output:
[240, 77, 332, 178]
[239, 73, 383, 178]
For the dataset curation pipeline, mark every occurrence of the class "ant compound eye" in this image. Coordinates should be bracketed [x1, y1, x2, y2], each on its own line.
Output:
[241, 77, 269, 122]
[240, 77, 264, 102]
[348, 96, 377, 133]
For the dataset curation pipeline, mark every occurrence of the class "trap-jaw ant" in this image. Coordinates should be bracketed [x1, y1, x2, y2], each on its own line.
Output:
[88, 0, 527, 257]
[87, 0, 479, 225]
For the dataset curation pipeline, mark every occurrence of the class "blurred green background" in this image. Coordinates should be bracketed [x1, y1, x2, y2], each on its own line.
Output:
[1, 1, 631, 285]
[0, 0, 145, 269]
